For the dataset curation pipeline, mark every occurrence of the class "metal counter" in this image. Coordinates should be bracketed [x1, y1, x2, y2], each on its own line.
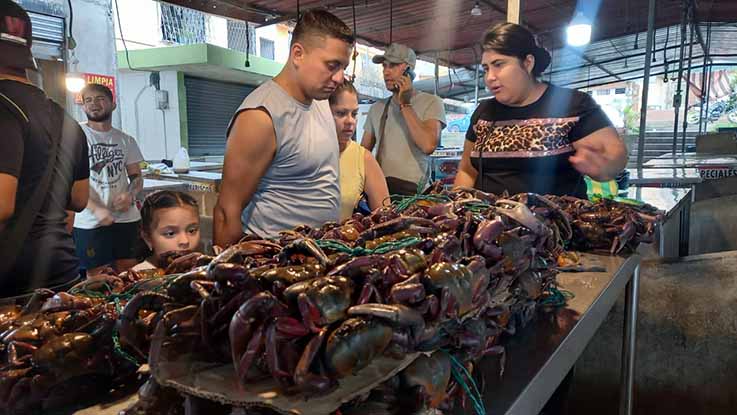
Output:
[472, 252, 642, 415]
[626, 167, 702, 188]
[627, 187, 692, 258]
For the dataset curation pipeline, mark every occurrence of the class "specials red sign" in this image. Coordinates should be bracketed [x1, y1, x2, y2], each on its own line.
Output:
[74, 73, 116, 104]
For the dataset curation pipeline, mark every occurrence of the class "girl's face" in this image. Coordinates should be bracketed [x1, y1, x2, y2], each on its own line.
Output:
[143, 206, 200, 259]
[330, 90, 359, 150]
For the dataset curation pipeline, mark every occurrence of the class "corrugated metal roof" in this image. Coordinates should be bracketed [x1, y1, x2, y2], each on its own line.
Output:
[414, 22, 737, 100]
[28, 12, 65, 43]
[160, 0, 737, 69]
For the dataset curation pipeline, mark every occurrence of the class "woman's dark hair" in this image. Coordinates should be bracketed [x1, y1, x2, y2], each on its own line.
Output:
[137, 190, 199, 259]
[328, 80, 358, 106]
[481, 22, 552, 78]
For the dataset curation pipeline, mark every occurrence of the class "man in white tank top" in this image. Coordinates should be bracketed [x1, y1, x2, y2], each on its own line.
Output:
[214, 10, 355, 245]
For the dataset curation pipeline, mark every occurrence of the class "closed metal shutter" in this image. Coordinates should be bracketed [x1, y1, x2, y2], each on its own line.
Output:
[28, 12, 64, 60]
[184, 76, 254, 156]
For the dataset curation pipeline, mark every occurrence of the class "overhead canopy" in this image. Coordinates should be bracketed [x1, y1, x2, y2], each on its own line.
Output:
[415, 21, 737, 100]
[158, 0, 737, 100]
[160, 0, 737, 68]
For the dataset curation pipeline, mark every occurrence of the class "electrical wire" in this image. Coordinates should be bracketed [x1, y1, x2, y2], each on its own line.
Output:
[389, 0, 393, 44]
[245, 21, 250, 67]
[351, 0, 357, 80]
[113, 0, 144, 71]
[66, 0, 73, 40]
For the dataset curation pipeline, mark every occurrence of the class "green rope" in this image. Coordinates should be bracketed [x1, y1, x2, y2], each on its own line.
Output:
[442, 351, 486, 415]
[111, 297, 142, 366]
[539, 286, 575, 307]
[68, 275, 182, 368]
[70, 273, 180, 302]
[112, 330, 141, 367]
[391, 193, 451, 213]
[316, 236, 423, 256]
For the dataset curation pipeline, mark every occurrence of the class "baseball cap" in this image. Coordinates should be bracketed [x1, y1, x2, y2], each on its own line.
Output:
[372, 43, 416, 69]
[0, 0, 36, 70]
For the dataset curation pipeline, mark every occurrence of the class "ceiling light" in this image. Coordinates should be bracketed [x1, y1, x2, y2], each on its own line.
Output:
[471, 2, 482, 16]
[566, 12, 592, 47]
[65, 72, 85, 93]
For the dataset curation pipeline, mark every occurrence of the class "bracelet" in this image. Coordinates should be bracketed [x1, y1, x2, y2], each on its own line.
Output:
[399, 103, 413, 109]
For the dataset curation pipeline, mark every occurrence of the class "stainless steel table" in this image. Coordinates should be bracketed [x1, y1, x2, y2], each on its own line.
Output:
[644, 153, 737, 180]
[626, 187, 693, 258]
[626, 167, 702, 188]
[472, 252, 642, 415]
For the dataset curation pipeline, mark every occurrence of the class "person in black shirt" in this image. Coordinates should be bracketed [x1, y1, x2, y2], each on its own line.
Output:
[0, 0, 89, 297]
[454, 23, 627, 199]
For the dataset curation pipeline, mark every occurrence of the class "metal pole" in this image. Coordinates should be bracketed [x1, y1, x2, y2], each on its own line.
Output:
[701, 23, 713, 133]
[636, 0, 657, 170]
[681, 5, 696, 153]
[620, 263, 642, 415]
[507, 0, 523, 24]
[698, 22, 710, 135]
[474, 64, 480, 105]
[472, 47, 480, 104]
[704, 62, 713, 132]
[434, 52, 439, 96]
[672, 1, 688, 155]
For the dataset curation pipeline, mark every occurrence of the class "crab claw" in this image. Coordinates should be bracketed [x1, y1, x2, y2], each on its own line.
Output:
[495, 199, 549, 236]
[277, 238, 331, 267]
[472, 217, 504, 260]
[356, 217, 437, 246]
[347, 303, 425, 344]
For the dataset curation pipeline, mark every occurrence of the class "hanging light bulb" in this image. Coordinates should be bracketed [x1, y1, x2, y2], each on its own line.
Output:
[567, 12, 592, 47]
[65, 72, 85, 93]
[471, 2, 482, 16]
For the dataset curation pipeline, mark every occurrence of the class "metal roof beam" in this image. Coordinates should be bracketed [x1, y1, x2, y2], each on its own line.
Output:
[544, 41, 700, 76]
[570, 50, 623, 81]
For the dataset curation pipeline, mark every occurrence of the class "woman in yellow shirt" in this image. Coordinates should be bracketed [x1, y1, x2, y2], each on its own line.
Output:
[329, 82, 389, 221]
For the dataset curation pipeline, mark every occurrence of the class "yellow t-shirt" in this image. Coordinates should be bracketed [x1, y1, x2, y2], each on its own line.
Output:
[339, 140, 366, 221]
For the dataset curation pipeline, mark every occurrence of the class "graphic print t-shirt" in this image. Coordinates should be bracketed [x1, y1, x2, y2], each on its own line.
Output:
[466, 84, 612, 199]
[73, 124, 144, 229]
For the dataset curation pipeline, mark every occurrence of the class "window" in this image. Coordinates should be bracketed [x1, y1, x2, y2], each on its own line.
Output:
[615, 87, 627, 94]
[596, 89, 612, 96]
[226, 19, 256, 54]
[160, 4, 205, 45]
[259, 38, 275, 60]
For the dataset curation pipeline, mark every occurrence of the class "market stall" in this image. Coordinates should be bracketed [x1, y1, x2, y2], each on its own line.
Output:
[0, 186, 661, 415]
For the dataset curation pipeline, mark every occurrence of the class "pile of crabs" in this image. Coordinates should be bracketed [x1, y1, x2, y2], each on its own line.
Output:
[0, 186, 662, 414]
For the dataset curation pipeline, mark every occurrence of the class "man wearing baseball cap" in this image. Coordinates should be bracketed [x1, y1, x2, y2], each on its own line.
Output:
[361, 43, 446, 195]
[0, 0, 90, 298]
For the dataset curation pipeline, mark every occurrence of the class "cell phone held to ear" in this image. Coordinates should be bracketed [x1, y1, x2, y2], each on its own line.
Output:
[392, 67, 414, 91]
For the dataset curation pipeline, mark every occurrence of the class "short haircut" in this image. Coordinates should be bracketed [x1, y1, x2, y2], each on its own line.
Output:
[328, 80, 358, 106]
[81, 83, 114, 102]
[290, 9, 355, 48]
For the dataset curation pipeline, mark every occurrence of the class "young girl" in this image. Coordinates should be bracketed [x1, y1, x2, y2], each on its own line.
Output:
[132, 190, 201, 271]
[329, 81, 390, 221]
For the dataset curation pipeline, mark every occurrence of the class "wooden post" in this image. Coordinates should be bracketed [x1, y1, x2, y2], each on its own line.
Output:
[507, 0, 523, 24]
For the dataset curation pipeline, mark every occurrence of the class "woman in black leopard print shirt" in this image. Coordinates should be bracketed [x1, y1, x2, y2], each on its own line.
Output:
[454, 23, 627, 199]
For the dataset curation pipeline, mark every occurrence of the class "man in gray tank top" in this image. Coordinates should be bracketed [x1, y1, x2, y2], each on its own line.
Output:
[214, 10, 355, 245]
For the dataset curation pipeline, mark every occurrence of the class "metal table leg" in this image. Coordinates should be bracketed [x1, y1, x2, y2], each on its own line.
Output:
[619, 264, 641, 415]
[678, 188, 694, 257]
